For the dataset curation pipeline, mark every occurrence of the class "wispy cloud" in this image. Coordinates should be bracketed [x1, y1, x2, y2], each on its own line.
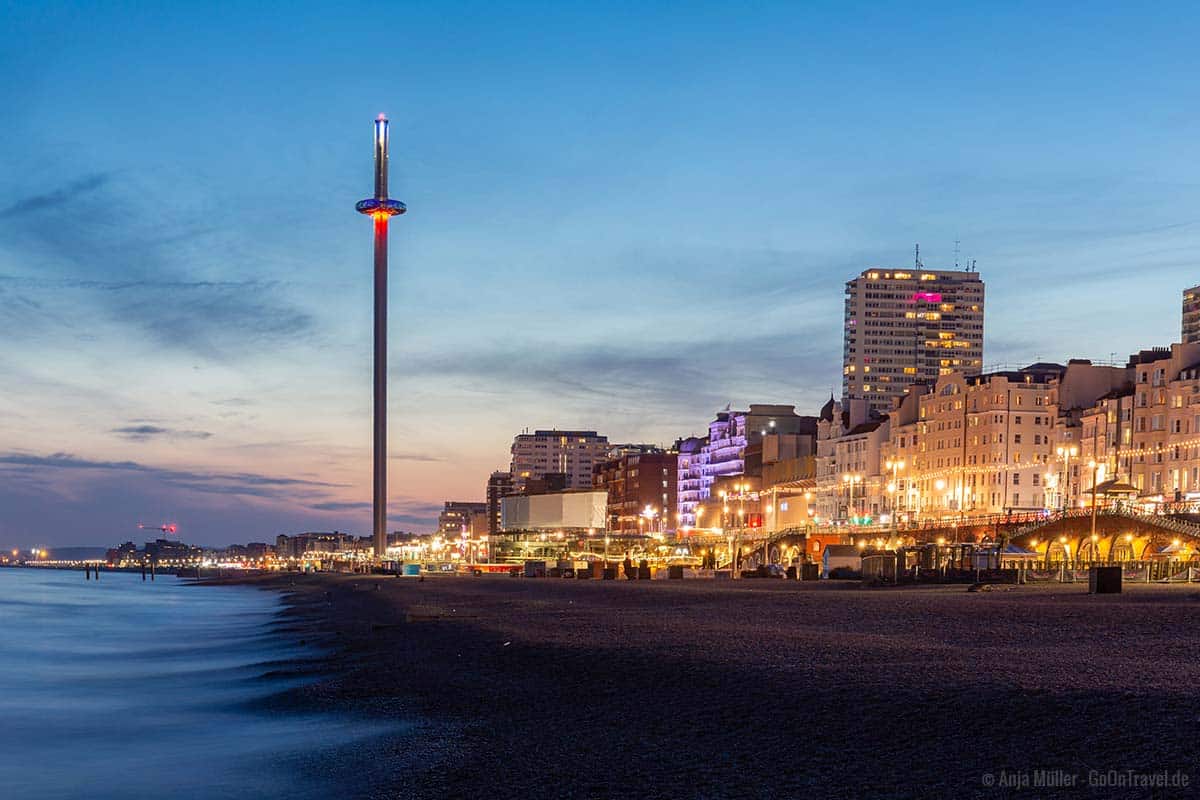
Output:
[0, 173, 112, 220]
[389, 452, 443, 462]
[309, 501, 369, 512]
[0, 169, 317, 359]
[405, 325, 839, 414]
[112, 424, 213, 442]
[0, 452, 341, 500]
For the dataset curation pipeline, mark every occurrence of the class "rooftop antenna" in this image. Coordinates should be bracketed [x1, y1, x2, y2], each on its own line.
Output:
[953, 239, 960, 269]
[914, 243, 923, 269]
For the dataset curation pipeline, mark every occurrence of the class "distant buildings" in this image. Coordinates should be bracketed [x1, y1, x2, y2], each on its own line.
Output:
[509, 429, 609, 493]
[593, 446, 677, 533]
[1183, 284, 1200, 344]
[275, 531, 364, 559]
[486, 471, 514, 535]
[437, 501, 488, 535]
[143, 538, 204, 565]
[105, 541, 138, 564]
[842, 266, 984, 414]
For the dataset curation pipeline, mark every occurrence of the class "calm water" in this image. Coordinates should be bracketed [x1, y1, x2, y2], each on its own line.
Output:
[0, 568, 394, 799]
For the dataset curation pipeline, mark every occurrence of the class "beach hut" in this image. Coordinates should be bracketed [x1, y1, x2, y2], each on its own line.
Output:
[822, 544, 861, 578]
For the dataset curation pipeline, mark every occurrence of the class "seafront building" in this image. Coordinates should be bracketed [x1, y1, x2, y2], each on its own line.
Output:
[509, 429, 609, 493]
[815, 397, 888, 523]
[1119, 343, 1200, 498]
[1183, 284, 1200, 344]
[437, 501, 488, 535]
[499, 490, 608, 533]
[842, 265, 984, 414]
[900, 364, 1066, 516]
[813, 360, 1133, 523]
[676, 405, 816, 527]
[593, 447, 678, 533]
[486, 471, 514, 535]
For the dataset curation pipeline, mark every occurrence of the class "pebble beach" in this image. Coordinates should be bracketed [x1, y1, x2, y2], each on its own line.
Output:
[229, 575, 1200, 799]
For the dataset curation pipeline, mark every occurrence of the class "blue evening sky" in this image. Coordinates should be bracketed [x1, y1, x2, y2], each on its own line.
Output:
[2, 1, 1198, 546]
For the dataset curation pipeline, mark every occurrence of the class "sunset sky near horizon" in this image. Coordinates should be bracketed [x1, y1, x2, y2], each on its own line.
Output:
[2, 1, 1199, 547]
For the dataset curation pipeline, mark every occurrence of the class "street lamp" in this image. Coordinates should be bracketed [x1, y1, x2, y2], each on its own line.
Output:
[737, 482, 750, 529]
[1088, 459, 1099, 551]
[885, 459, 905, 529]
[1056, 445, 1078, 513]
[842, 473, 863, 523]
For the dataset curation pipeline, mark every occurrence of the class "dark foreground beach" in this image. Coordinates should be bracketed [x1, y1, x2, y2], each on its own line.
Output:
[226, 575, 1200, 799]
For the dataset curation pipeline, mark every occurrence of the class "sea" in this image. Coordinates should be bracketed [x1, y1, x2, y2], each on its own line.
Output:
[0, 567, 394, 799]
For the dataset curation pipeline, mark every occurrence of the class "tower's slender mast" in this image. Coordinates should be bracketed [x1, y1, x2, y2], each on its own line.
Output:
[356, 115, 406, 560]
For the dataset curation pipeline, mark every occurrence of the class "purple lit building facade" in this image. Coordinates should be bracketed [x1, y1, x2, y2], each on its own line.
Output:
[677, 405, 814, 527]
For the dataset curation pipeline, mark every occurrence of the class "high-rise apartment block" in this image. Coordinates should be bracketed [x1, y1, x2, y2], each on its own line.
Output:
[1183, 284, 1200, 344]
[486, 471, 514, 535]
[843, 267, 985, 414]
[509, 429, 609, 493]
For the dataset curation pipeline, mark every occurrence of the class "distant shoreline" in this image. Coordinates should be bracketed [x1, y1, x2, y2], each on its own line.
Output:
[197, 573, 1200, 799]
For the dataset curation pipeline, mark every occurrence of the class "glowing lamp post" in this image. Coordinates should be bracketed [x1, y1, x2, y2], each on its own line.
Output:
[1057, 445, 1078, 514]
[356, 114, 407, 561]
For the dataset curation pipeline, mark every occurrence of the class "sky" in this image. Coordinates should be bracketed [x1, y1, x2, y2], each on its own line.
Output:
[2, 1, 1199, 548]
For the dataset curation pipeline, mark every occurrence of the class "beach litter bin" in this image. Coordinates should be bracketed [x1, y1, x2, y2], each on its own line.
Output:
[638, 560, 650, 580]
[801, 564, 820, 581]
[402, 563, 421, 577]
[602, 567, 617, 580]
[1089, 566, 1122, 594]
[785, 566, 797, 580]
[577, 563, 593, 579]
[668, 564, 684, 580]
[524, 560, 546, 578]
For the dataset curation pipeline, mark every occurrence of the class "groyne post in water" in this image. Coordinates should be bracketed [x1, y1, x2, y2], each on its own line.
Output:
[142, 561, 147, 581]
[85, 564, 90, 580]
[150, 560, 155, 581]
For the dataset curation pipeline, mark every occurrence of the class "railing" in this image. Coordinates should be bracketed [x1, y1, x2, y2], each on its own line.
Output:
[681, 508, 1200, 548]
[1008, 507, 1200, 540]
